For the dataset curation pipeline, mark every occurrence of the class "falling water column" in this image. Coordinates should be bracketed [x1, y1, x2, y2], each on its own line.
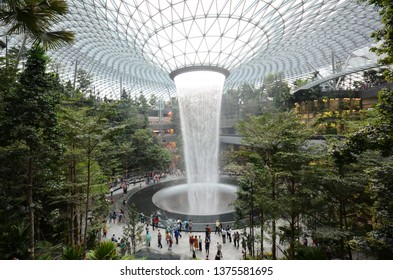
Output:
[174, 70, 226, 214]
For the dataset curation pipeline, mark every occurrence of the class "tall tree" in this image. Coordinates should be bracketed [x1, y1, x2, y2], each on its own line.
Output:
[235, 111, 313, 259]
[0, 46, 62, 259]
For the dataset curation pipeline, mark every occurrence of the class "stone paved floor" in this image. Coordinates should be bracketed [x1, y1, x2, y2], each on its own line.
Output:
[104, 175, 246, 260]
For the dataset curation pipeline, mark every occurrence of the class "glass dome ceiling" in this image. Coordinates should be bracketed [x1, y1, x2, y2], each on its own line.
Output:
[46, 0, 382, 99]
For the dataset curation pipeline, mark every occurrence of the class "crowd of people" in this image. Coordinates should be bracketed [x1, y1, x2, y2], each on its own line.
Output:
[140, 219, 243, 260]
[103, 171, 245, 260]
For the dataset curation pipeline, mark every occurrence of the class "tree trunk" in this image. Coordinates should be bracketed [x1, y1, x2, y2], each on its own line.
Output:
[260, 212, 264, 258]
[27, 155, 35, 259]
[249, 181, 255, 257]
[74, 211, 80, 245]
[69, 159, 77, 246]
[343, 201, 352, 260]
[83, 153, 91, 249]
[290, 215, 295, 260]
[289, 181, 296, 260]
[272, 179, 277, 260]
[339, 199, 345, 259]
[272, 219, 276, 260]
[79, 208, 83, 245]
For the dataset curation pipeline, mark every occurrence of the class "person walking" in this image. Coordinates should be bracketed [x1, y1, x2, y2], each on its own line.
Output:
[198, 235, 202, 252]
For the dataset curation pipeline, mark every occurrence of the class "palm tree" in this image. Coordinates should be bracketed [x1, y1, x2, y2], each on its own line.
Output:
[0, 0, 74, 66]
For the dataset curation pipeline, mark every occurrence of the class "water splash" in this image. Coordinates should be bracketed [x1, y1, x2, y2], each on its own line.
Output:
[174, 71, 225, 214]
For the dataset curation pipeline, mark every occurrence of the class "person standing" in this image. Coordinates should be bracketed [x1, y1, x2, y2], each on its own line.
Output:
[198, 235, 202, 252]
[146, 231, 151, 247]
[111, 234, 117, 242]
[221, 227, 226, 244]
[111, 211, 117, 223]
[157, 230, 163, 249]
[177, 218, 183, 232]
[193, 235, 199, 252]
[175, 229, 180, 244]
[118, 210, 123, 223]
[153, 216, 159, 230]
[215, 220, 220, 234]
[241, 235, 247, 254]
[233, 231, 238, 248]
[103, 225, 108, 238]
[205, 224, 211, 239]
[189, 234, 194, 251]
[169, 225, 174, 239]
[205, 236, 210, 256]
[168, 236, 173, 251]
[216, 241, 223, 259]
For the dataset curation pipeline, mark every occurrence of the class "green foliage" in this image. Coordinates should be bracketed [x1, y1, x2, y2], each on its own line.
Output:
[61, 245, 84, 260]
[0, 0, 75, 50]
[264, 73, 292, 111]
[233, 111, 315, 259]
[1, 46, 61, 149]
[34, 241, 63, 260]
[86, 241, 119, 260]
[366, 0, 393, 81]
[366, 162, 393, 258]
[123, 203, 144, 255]
[0, 46, 64, 258]
[0, 218, 30, 259]
[332, 88, 393, 166]
[76, 69, 93, 95]
[292, 245, 328, 260]
[130, 128, 172, 172]
[149, 94, 157, 108]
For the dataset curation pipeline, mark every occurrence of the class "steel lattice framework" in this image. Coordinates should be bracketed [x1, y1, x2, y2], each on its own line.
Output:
[47, 0, 382, 99]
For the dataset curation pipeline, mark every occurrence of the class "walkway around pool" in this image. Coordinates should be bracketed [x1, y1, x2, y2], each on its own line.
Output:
[104, 175, 246, 260]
